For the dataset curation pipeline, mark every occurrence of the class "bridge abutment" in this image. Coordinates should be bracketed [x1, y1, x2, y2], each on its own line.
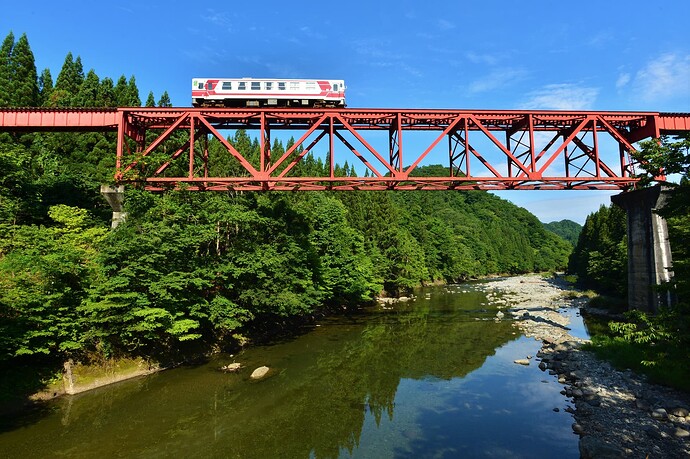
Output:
[100, 185, 127, 228]
[611, 185, 674, 312]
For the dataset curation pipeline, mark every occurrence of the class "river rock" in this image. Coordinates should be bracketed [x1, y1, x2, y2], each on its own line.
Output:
[674, 427, 690, 438]
[221, 362, 242, 372]
[651, 408, 668, 420]
[513, 359, 530, 366]
[579, 436, 622, 459]
[250, 366, 270, 379]
[672, 407, 689, 417]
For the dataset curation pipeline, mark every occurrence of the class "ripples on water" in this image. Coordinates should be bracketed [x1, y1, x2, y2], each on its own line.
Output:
[0, 282, 585, 458]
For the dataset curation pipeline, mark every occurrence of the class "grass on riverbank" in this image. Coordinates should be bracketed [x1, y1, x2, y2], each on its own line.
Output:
[584, 335, 690, 392]
[581, 296, 690, 393]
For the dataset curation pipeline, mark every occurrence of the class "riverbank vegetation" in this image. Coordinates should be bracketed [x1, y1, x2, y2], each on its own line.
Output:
[0, 31, 573, 403]
[570, 133, 690, 392]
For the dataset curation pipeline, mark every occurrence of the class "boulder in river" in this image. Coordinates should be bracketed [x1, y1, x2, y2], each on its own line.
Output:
[250, 366, 270, 380]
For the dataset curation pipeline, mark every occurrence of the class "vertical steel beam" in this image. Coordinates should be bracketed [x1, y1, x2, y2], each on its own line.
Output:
[189, 115, 195, 179]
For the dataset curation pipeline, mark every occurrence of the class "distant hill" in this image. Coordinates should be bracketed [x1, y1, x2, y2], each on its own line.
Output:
[543, 219, 582, 246]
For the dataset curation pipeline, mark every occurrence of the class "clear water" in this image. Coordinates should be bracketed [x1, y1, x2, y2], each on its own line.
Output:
[0, 282, 583, 458]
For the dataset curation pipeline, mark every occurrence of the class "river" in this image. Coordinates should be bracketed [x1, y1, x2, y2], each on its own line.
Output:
[0, 280, 584, 458]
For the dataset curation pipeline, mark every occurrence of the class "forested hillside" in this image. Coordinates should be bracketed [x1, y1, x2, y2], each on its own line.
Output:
[543, 219, 581, 247]
[0, 31, 572, 382]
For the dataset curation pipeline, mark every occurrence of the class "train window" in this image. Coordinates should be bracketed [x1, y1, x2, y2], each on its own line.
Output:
[198, 82, 204, 89]
[238, 82, 246, 90]
[278, 82, 286, 90]
[265, 82, 272, 90]
[251, 82, 261, 90]
[207, 82, 214, 90]
[222, 81, 232, 90]
[333, 84, 338, 91]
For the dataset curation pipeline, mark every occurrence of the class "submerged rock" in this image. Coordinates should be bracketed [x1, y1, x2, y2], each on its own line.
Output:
[250, 366, 270, 380]
[221, 362, 242, 373]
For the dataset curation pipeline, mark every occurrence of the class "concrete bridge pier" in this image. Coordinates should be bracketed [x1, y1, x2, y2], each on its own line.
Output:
[100, 185, 127, 228]
[611, 185, 674, 312]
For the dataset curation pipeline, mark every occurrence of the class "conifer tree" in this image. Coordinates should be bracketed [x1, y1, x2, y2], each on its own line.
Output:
[38, 68, 53, 106]
[53, 52, 84, 106]
[74, 69, 99, 107]
[158, 90, 172, 107]
[126, 75, 141, 106]
[0, 31, 14, 107]
[114, 75, 129, 106]
[10, 33, 38, 107]
[97, 77, 116, 107]
[145, 90, 156, 107]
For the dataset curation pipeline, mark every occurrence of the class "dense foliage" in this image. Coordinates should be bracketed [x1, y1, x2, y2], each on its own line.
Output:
[568, 204, 627, 296]
[0, 32, 572, 389]
[543, 219, 581, 246]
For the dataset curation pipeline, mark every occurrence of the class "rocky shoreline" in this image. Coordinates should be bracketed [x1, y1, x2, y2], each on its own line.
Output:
[482, 275, 690, 459]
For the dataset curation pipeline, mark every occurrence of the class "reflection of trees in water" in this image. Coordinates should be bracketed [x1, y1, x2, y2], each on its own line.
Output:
[1, 293, 517, 459]
[224, 298, 517, 458]
[194, 302, 514, 458]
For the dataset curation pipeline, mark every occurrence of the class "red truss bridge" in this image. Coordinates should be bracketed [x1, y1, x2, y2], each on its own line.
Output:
[1, 107, 689, 191]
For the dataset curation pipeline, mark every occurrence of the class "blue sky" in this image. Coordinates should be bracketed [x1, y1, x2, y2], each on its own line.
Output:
[3, 1, 690, 223]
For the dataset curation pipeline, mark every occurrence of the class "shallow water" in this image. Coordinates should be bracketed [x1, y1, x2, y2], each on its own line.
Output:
[0, 282, 584, 458]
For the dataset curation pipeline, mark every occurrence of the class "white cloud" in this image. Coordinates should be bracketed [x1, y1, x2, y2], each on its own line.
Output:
[615, 72, 631, 89]
[201, 10, 234, 28]
[468, 68, 527, 94]
[631, 53, 690, 102]
[520, 83, 599, 110]
[465, 52, 500, 66]
[437, 19, 455, 30]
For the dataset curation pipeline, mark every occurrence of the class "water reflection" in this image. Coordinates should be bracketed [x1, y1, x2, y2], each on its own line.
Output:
[0, 283, 579, 458]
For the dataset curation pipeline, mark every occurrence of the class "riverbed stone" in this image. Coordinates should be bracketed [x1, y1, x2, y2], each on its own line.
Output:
[221, 362, 242, 372]
[672, 407, 690, 417]
[675, 427, 690, 438]
[513, 359, 530, 366]
[476, 274, 690, 458]
[250, 366, 270, 379]
[652, 408, 668, 420]
[579, 436, 623, 459]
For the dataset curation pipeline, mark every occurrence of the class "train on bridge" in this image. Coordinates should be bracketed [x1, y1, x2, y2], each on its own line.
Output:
[192, 77, 346, 108]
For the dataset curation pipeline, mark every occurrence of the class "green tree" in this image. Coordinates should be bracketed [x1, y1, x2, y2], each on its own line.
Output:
[0, 31, 14, 107]
[568, 204, 627, 295]
[97, 77, 116, 107]
[73, 69, 100, 107]
[38, 68, 53, 106]
[158, 90, 172, 107]
[9, 33, 38, 107]
[145, 90, 156, 107]
[51, 52, 84, 106]
[0, 206, 107, 360]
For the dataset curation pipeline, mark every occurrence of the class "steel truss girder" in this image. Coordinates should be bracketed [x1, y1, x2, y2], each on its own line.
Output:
[1, 107, 689, 191]
[115, 108, 675, 191]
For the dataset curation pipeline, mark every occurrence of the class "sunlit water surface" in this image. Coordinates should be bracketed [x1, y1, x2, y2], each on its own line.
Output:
[0, 281, 585, 458]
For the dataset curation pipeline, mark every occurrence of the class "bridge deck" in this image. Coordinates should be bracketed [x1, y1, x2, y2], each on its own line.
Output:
[1, 108, 688, 191]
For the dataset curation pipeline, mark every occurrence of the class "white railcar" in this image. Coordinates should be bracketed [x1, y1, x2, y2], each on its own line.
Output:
[192, 78, 346, 107]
